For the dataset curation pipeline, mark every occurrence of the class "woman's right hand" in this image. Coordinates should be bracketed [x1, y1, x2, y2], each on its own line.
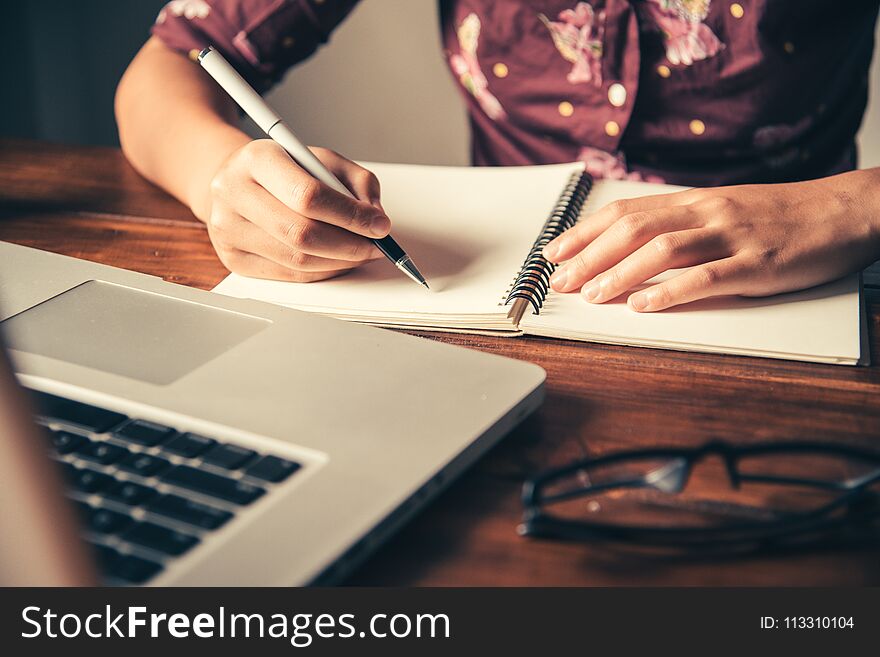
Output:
[206, 139, 390, 282]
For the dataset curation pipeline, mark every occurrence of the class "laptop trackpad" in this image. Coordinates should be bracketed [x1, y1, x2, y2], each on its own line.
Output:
[1, 280, 269, 385]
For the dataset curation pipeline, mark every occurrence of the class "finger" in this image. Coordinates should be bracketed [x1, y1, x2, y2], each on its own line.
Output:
[543, 190, 693, 263]
[245, 141, 390, 237]
[311, 147, 383, 208]
[217, 182, 382, 261]
[627, 256, 746, 312]
[222, 247, 354, 283]
[215, 214, 380, 272]
[580, 229, 730, 304]
[550, 205, 702, 293]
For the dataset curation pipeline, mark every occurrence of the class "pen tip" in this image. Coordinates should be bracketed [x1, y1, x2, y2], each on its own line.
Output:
[422, 281, 430, 290]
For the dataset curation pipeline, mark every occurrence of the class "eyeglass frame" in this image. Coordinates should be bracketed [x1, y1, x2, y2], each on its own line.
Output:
[520, 440, 880, 549]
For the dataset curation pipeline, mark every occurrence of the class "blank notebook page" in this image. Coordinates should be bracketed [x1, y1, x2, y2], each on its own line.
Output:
[213, 162, 584, 329]
[522, 273, 862, 363]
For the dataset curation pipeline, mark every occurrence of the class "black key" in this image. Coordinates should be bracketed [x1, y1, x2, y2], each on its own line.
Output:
[66, 466, 114, 493]
[50, 430, 87, 454]
[74, 440, 127, 465]
[77, 503, 132, 535]
[87, 543, 163, 584]
[201, 443, 257, 470]
[114, 420, 176, 447]
[146, 494, 233, 530]
[88, 541, 120, 569]
[121, 521, 199, 556]
[57, 461, 78, 479]
[244, 455, 301, 483]
[108, 554, 163, 584]
[104, 480, 157, 507]
[29, 390, 127, 433]
[163, 432, 216, 458]
[161, 465, 265, 505]
[117, 453, 171, 477]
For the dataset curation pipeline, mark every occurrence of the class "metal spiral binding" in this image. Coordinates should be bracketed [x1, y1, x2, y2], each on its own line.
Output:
[503, 169, 593, 316]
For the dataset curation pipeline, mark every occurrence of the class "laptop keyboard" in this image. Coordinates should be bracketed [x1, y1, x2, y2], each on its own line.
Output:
[31, 389, 301, 584]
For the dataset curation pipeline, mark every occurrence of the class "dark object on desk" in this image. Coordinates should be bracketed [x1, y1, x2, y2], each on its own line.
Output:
[521, 440, 880, 554]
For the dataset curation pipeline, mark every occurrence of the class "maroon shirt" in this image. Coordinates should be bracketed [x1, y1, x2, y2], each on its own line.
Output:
[153, 0, 879, 186]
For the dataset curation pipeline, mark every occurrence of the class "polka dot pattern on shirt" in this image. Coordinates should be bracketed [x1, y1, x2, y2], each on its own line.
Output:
[689, 119, 706, 136]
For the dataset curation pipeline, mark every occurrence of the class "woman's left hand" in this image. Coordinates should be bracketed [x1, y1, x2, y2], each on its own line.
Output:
[542, 169, 880, 312]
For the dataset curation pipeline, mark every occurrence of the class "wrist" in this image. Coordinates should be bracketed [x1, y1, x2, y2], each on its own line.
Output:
[818, 168, 880, 255]
[185, 124, 252, 223]
[862, 168, 880, 250]
[846, 168, 880, 253]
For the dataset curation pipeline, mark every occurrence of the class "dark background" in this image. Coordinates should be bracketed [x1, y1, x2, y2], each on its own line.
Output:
[1, 1, 166, 146]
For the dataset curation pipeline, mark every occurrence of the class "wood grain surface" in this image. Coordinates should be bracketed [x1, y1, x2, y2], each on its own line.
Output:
[2, 139, 878, 585]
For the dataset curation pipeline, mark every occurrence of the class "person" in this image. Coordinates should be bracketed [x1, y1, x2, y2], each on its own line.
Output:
[116, 0, 880, 312]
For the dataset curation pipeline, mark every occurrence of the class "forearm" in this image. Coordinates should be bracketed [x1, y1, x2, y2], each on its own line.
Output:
[115, 37, 251, 221]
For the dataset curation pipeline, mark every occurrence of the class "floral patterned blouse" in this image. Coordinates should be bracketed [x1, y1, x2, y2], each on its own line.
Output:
[152, 0, 880, 186]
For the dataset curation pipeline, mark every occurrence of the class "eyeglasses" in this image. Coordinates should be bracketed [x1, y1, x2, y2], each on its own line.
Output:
[520, 440, 880, 553]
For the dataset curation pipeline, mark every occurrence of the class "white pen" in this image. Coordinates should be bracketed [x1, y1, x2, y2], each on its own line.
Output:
[197, 46, 428, 288]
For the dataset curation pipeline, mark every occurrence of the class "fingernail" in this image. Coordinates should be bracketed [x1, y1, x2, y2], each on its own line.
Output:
[550, 268, 568, 290]
[543, 242, 559, 261]
[370, 213, 390, 237]
[629, 293, 649, 312]
[582, 282, 600, 302]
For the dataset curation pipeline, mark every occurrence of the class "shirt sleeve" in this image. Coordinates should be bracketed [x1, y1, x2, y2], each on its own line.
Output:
[151, 0, 361, 93]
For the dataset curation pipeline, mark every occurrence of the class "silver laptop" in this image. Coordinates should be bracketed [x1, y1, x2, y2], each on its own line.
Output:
[0, 241, 544, 585]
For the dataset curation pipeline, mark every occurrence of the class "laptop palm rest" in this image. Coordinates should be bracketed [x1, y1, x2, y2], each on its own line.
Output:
[1, 280, 269, 385]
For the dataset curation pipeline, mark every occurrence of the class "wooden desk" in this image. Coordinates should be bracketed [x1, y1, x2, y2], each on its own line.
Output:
[2, 138, 878, 585]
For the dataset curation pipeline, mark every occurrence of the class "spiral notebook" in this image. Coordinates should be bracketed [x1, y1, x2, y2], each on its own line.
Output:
[213, 162, 864, 365]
